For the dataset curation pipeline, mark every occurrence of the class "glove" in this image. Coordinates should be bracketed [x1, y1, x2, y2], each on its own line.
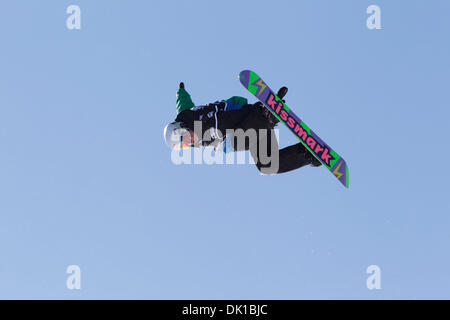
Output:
[277, 87, 288, 101]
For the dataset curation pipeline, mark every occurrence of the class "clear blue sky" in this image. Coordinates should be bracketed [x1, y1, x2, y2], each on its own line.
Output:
[0, 0, 449, 299]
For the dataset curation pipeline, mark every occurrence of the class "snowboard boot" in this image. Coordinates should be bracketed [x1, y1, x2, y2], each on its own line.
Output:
[304, 150, 322, 167]
[297, 142, 322, 167]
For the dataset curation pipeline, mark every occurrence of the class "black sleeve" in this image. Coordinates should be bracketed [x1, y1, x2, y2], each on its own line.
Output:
[175, 107, 217, 135]
[175, 103, 260, 142]
[216, 104, 254, 133]
[175, 109, 196, 130]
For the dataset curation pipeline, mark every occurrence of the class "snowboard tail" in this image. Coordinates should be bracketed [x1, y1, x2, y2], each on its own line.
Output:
[239, 70, 349, 188]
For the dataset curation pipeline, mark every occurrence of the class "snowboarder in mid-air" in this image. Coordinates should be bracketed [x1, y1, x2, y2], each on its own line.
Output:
[163, 82, 321, 174]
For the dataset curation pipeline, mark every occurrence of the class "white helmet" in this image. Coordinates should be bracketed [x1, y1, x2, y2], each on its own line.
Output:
[163, 121, 192, 150]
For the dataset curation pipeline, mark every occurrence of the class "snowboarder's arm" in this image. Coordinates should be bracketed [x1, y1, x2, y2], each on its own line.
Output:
[176, 84, 195, 113]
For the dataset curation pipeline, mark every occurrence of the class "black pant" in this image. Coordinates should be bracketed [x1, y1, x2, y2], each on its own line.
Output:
[228, 105, 310, 174]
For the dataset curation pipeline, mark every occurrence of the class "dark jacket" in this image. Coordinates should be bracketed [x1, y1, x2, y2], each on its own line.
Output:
[175, 101, 254, 149]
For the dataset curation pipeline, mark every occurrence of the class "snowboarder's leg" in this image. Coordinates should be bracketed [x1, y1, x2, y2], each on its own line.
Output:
[251, 127, 281, 174]
[226, 99, 320, 174]
[254, 141, 322, 174]
[231, 105, 320, 173]
[276, 143, 321, 173]
[228, 106, 281, 173]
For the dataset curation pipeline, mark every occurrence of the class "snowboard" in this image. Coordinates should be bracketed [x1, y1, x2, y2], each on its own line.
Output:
[239, 70, 349, 188]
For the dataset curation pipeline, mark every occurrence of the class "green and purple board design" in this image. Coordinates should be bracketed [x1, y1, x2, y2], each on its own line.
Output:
[239, 70, 349, 188]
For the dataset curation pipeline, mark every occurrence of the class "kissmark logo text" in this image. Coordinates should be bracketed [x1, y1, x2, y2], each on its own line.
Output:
[265, 93, 335, 166]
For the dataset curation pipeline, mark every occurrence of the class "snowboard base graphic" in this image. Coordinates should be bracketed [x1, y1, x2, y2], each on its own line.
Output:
[239, 70, 349, 188]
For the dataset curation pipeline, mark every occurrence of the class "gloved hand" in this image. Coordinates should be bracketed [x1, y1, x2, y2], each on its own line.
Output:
[253, 101, 264, 109]
[277, 87, 288, 101]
